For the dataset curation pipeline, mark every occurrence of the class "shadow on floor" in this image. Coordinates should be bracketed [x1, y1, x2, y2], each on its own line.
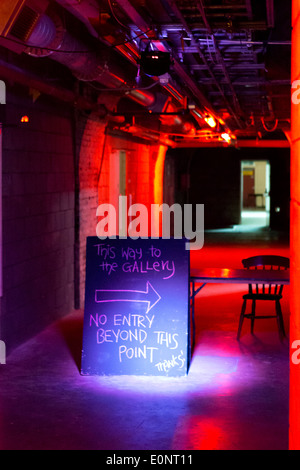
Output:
[57, 313, 84, 373]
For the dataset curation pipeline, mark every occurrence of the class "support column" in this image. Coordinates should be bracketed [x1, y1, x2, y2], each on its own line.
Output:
[290, 0, 300, 450]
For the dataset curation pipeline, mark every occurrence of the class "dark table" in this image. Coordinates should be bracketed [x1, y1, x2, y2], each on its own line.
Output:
[190, 268, 290, 349]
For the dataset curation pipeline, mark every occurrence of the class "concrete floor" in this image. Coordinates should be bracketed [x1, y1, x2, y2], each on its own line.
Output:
[0, 224, 290, 450]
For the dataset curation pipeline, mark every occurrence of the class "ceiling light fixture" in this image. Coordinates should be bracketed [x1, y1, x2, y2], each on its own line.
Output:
[140, 50, 172, 77]
[204, 116, 217, 128]
[221, 132, 231, 143]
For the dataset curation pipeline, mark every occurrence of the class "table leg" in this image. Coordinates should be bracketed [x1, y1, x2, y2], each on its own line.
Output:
[190, 282, 207, 352]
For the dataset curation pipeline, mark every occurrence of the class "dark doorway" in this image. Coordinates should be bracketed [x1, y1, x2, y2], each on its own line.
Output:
[241, 161, 271, 228]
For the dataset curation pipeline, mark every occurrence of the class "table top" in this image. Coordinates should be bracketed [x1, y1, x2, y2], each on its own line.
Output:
[190, 268, 290, 285]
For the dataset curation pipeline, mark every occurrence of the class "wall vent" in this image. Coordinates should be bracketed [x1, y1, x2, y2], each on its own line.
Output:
[10, 5, 40, 42]
[0, 0, 49, 53]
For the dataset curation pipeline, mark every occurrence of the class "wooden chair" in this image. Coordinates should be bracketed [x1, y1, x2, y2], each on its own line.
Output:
[237, 255, 290, 341]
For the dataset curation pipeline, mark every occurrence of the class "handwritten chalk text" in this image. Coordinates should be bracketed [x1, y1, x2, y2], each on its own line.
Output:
[119, 345, 159, 363]
[155, 352, 186, 372]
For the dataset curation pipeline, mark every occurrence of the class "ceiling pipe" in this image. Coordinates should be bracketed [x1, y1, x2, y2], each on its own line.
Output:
[24, 10, 157, 109]
[160, 0, 242, 129]
[161, 21, 270, 32]
[112, 0, 151, 35]
[0, 58, 97, 110]
[266, 0, 275, 28]
[245, 0, 254, 20]
[51, 0, 200, 135]
[0, 0, 196, 136]
[159, 100, 195, 133]
[54, 0, 190, 115]
[54, 0, 100, 38]
[51, 0, 190, 113]
[128, 89, 156, 108]
[195, 0, 244, 124]
[113, 0, 222, 124]
[22, 5, 195, 135]
[174, 139, 290, 149]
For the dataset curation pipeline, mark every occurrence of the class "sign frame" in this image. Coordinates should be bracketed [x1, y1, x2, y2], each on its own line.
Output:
[81, 237, 191, 377]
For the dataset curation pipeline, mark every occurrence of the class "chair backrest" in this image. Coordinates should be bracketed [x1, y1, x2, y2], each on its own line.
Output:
[242, 255, 290, 296]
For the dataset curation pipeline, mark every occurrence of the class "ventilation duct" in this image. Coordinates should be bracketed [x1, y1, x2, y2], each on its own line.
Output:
[0, 0, 49, 53]
[23, 8, 157, 106]
[0, 0, 196, 135]
[0, 0, 151, 97]
[27, 14, 57, 48]
[54, 0, 100, 38]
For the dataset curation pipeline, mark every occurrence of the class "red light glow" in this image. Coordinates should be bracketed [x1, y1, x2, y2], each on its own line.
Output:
[221, 133, 231, 143]
[290, 0, 300, 450]
[173, 417, 227, 451]
[221, 268, 231, 278]
[205, 116, 217, 128]
[21, 116, 29, 123]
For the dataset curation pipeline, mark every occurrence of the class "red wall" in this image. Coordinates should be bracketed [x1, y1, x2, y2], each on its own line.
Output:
[78, 116, 167, 308]
[290, 0, 300, 450]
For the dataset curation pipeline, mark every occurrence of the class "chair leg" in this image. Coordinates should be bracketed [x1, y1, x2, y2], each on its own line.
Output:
[251, 300, 256, 335]
[276, 300, 286, 340]
[237, 299, 247, 340]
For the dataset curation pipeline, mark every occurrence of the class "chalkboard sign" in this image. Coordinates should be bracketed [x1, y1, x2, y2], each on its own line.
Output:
[81, 237, 191, 377]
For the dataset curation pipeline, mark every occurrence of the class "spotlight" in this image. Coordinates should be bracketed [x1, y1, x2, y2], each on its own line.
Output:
[140, 51, 171, 77]
[204, 116, 217, 128]
[21, 115, 29, 123]
[221, 132, 231, 143]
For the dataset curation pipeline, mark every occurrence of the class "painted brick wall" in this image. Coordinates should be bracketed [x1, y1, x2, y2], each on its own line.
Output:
[77, 121, 167, 309]
[1, 87, 75, 352]
[0, 88, 168, 350]
[76, 115, 107, 309]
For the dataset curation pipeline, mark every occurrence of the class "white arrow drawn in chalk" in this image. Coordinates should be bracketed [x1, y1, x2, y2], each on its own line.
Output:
[95, 282, 161, 314]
